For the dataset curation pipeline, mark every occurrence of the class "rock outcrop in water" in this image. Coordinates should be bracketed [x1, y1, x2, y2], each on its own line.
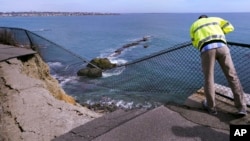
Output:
[109, 36, 151, 57]
[77, 57, 116, 78]
[0, 53, 102, 141]
[77, 36, 151, 78]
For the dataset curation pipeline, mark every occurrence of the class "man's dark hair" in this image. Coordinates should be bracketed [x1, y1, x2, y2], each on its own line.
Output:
[198, 15, 208, 19]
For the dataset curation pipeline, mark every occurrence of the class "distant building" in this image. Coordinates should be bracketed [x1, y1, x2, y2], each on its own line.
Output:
[0, 12, 120, 17]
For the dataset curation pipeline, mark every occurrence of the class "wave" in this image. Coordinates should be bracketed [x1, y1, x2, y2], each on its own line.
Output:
[102, 66, 125, 78]
[47, 61, 79, 86]
[48, 62, 63, 67]
[84, 97, 161, 110]
[49, 72, 78, 87]
[108, 57, 127, 65]
[47, 62, 64, 74]
[98, 49, 128, 77]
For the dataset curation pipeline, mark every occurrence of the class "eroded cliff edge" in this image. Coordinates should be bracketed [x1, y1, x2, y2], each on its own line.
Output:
[0, 54, 102, 141]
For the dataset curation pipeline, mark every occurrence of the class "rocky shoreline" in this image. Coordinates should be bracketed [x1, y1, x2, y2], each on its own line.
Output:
[0, 54, 103, 141]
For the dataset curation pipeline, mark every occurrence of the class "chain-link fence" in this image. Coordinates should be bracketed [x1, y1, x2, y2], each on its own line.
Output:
[0, 27, 94, 76]
[1, 27, 249, 106]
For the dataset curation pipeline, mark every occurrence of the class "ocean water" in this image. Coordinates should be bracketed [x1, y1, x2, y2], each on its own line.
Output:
[1, 13, 250, 108]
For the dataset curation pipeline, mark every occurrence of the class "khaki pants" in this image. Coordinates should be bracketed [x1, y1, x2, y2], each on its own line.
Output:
[201, 46, 246, 111]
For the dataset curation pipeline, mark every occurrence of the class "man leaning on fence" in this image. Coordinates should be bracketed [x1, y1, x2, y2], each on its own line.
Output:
[189, 15, 247, 116]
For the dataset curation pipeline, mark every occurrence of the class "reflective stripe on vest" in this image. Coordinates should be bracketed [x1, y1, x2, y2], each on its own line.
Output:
[193, 22, 218, 34]
[221, 22, 230, 30]
[197, 34, 225, 50]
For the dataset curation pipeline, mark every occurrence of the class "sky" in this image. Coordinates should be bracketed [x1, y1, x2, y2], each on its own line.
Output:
[0, 0, 250, 13]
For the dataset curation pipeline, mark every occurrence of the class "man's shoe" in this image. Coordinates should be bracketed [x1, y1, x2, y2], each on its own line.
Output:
[237, 109, 247, 116]
[202, 100, 217, 115]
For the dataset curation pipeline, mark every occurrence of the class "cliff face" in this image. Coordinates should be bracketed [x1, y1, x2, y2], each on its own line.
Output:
[0, 54, 102, 141]
[21, 54, 76, 104]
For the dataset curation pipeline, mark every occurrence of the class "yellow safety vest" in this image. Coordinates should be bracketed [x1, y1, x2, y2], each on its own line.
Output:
[190, 17, 234, 50]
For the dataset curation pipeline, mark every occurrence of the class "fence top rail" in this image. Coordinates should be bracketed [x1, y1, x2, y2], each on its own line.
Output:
[228, 41, 250, 48]
[119, 41, 250, 67]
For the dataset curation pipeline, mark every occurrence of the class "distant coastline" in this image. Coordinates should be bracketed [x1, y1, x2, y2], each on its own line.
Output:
[0, 11, 120, 17]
